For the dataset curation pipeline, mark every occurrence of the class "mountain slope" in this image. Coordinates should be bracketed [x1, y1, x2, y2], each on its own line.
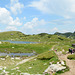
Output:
[0, 31, 73, 42]
[0, 31, 26, 40]
[54, 32, 75, 39]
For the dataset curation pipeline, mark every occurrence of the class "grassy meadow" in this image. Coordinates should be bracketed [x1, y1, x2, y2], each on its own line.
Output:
[0, 31, 75, 74]
[0, 31, 74, 54]
[5, 51, 59, 74]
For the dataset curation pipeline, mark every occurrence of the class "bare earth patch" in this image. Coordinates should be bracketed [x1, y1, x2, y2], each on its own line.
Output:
[57, 54, 75, 75]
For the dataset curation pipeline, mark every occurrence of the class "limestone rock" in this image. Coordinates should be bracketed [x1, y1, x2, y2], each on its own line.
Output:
[44, 64, 66, 73]
[61, 61, 65, 65]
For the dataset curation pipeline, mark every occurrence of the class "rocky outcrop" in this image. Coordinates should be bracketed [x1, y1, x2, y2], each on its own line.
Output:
[44, 63, 66, 74]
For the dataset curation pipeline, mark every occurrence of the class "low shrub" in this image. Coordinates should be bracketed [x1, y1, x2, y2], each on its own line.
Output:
[22, 55, 28, 57]
[37, 51, 54, 60]
[21, 55, 28, 59]
[11, 55, 13, 57]
[15, 55, 20, 57]
[0, 56, 6, 58]
[67, 54, 75, 60]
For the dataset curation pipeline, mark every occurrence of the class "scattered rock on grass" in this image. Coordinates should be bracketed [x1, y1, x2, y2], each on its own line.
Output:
[0, 68, 2, 70]
[28, 67, 32, 69]
[34, 59, 37, 60]
[20, 73, 30, 75]
[11, 73, 14, 75]
[12, 47, 14, 48]
[44, 63, 47, 65]
[16, 67, 19, 69]
[11, 57, 14, 60]
[15, 57, 20, 60]
[1, 58, 5, 60]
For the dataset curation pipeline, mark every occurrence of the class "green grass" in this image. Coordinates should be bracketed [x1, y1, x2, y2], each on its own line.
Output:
[0, 56, 6, 58]
[0, 42, 53, 54]
[5, 51, 59, 74]
[0, 57, 22, 67]
[37, 51, 55, 60]
[0, 38, 73, 54]
[0, 31, 75, 74]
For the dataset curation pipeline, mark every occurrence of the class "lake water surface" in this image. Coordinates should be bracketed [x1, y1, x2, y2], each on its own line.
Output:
[1, 40, 37, 44]
[0, 53, 35, 57]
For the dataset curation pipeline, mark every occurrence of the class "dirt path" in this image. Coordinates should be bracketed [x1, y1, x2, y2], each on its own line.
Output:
[16, 56, 37, 66]
[57, 54, 75, 75]
[51, 45, 75, 75]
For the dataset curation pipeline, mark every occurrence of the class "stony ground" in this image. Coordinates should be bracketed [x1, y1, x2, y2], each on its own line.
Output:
[57, 54, 75, 75]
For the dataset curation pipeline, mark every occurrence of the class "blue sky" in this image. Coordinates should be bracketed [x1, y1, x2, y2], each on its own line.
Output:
[0, 0, 75, 34]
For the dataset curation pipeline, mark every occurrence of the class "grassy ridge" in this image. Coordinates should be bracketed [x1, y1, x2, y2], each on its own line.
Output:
[0, 31, 26, 40]
[0, 31, 72, 42]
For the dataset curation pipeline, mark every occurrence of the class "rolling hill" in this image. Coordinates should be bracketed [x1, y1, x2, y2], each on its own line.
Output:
[0, 31, 73, 42]
[54, 31, 75, 39]
[0, 31, 26, 40]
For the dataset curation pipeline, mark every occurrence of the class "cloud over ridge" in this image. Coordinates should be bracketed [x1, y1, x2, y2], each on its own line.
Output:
[29, 0, 75, 18]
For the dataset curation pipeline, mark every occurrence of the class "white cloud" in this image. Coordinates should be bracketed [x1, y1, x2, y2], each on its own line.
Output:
[23, 17, 26, 20]
[9, 17, 22, 26]
[61, 30, 70, 33]
[49, 19, 75, 25]
[50, 27, 74, 33]
[50, 27, 64, 33]
[32, 29, 48, 34]
[6, 26, 17, 31]
[21, 17, 47, 34]
[29, 0, 75, 18]
[0, 7, 22, 26]
[10, 0, 24, 15]
[50, 27, 58, 33]
[29, 0, 51, 14]
[0, 30, 2, 32]
[23, 17, 46, 29]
